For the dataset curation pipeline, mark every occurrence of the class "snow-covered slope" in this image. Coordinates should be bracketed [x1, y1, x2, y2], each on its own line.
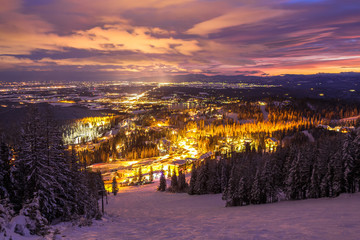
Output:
[59, 183, 360, 240]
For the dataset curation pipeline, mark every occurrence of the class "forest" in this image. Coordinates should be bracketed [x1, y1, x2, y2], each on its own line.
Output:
[185, 128, 360, 207]
[0, 107, 104, 237]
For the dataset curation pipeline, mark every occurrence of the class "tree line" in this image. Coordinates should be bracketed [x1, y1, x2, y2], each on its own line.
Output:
[186, 128, 360, 207]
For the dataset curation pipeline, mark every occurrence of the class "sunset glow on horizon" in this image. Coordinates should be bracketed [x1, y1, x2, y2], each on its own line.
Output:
[1, 0, 360, 80]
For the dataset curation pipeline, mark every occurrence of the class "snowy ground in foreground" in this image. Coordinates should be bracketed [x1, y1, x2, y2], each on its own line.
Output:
[57, 182, 360, 240]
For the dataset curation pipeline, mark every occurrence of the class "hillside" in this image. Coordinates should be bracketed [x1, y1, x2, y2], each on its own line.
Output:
[58, 182, 360, 240]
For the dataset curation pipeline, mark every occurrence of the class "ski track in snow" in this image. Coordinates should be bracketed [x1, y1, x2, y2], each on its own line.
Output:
[59, 183, 360, 240]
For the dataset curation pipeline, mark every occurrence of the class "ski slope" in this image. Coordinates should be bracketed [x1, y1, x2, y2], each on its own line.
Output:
[59, 182, 360, 240]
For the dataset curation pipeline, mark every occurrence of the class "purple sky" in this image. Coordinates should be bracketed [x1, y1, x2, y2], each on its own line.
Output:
[1, 0, 360, 80]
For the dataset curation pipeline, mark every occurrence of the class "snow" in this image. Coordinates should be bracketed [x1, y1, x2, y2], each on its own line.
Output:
[226, 112, 239, 122]
[260, 105, 269, 121]
[58, 182, 360, 240]
[302, 130, 315, 142]
[339, 115, 360, 122]
[8, 215, 32, 237]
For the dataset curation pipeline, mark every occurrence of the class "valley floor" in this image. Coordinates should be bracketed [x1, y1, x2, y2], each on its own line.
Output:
[59, 182, 360, 240]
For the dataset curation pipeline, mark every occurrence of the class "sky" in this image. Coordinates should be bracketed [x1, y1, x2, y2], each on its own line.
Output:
[0, 0, 360, 80]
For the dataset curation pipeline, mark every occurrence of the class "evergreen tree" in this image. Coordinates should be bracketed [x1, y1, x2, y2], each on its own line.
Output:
[138, 167, 143, 183]
[225, 164, 239, 207]
[262, 157, 278, 203]
[170, 169, 178, 192]
[167, 165, 171, 178]
[178, 170, 187, 192]
[16, 110, 61, 221]
[342, 133, 356, 193]
[236, 177, 247, 206]
[158, 170, 166, 192]
[194, 161, 208, 194]
[149, 166, 154, 182]
[220, 163, 228, 196]
[112, 177, 118, 196]
[188, 165, 197, 195]
[286, 151, 302, 200]
[0, 142, 11, 200]
[250, 169, 262, 204]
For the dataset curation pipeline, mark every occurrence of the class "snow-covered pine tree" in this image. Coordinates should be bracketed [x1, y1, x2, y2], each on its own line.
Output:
[19, 195, 49, 236]
[342, 132, 356, 193]
[194, 161, 208, 194]
[329, 149, 344, 197]
[212, 163, 222, 194]
[250, 168, 262, 204]
[262, 157, 278, 203]
[0, 201, 13, 238]
[149, 166, 154, 182]
[45, 117, 77, 221]
[353, 129, 360, 192]
[225, 164, 239, 207]
[286, 151, 301, 200]
[112, 177, 118, 196]
[220, 163, 228, 198]
[298, 144, 313, 200]
[236, 177, 247, 206]
[158, 170, 166, 192]
[178, 170, 187, 192]
[316, 139, 333, 197]
[0, 141, 11, 200]
[309, 162, 321, 198]
[138, 167, 143, 183]
[188, 164, 197, 195]
[170, 169, 178, 192]
[16, 108, 61, 222]
[204, 160, 221, 194]
[10, 145, 26, 212]
[79, 170, 102, 221]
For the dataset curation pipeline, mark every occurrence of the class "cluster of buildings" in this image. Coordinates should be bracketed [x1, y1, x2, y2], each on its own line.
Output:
[317, 124, 355, 133]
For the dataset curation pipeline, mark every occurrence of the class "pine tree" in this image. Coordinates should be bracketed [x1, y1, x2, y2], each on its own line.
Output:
[286, 151, 302, 200]
[220, 163, 228, 196]
[0, 142, 11, 200]
[112, 177, 118, 196]
[236, 177, 247, 206]
[212, 164, 222, 194]
[194, 162, 208, 194]
[250, 169, 262, 204]
[170, 169, 178, 192]
[262, 157, 278, 203]
[167, 165, 171, 178]
[342, 133, 356, 193]
[309, 162, 321, 198]
[158, 170, 166, 192]
[353, 129, 360, 192]
[188, 164, 197, 195]
[138, 167, 143, 184]
[178, 170, 187, 192]
[16, 110, 61, 221]
[225, 164, 239, 207]
[149, 166, 154, 182]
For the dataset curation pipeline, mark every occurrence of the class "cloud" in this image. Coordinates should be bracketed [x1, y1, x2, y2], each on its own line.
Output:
[0, 21, 201, 55]
[186, 6, 287, 36]
[1, 0, 360, 78]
